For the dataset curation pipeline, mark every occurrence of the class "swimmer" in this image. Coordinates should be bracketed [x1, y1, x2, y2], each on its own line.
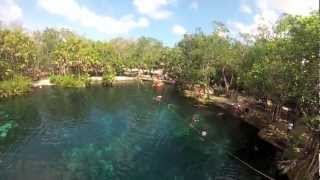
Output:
[167, 104, 176, 111]
[153, 95, 162, 103]
[192, 114, 200, 123]
[217, 112, 224, 116]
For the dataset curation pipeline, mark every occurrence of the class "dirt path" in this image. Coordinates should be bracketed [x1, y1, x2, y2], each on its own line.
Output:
[32, 79, 54, 87]
[32, 75, 176, 88]
[90, 76, 138, 82]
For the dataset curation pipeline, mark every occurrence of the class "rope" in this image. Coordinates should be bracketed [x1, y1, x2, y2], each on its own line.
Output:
[189, 125, 275, 180]
[166, 104, 275, 179]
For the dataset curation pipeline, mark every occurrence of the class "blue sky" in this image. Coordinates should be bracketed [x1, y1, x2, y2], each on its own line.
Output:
[0, 0, 317, 46]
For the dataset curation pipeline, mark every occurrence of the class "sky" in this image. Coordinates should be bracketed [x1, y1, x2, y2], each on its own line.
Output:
[0, 0, 318, 46]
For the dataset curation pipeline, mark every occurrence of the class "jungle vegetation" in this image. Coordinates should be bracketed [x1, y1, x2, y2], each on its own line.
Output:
[0, 11, 319, 179]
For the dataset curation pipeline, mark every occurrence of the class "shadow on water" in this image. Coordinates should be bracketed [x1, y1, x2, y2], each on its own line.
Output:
[0, 83, 285, 180]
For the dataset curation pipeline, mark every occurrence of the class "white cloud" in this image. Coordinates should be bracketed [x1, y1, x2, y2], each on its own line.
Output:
[240, 4, 253, 14]
[172, 24, 186, 36]
[37, 0, 149, 35]
[133, 0, 173, 20]
[231, 0, 317, 35]
[189, 1, 199, 10]
[256, 0, 317, 16]
[0, 0, 22, 25]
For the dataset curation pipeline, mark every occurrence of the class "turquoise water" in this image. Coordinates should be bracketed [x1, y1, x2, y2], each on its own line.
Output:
[0, 83, 279, 180]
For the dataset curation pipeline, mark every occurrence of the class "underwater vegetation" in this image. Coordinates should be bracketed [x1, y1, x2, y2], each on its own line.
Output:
[63, 144, 114, 179]
[0, 121, 17, 139]
[0, 111, 17, 139]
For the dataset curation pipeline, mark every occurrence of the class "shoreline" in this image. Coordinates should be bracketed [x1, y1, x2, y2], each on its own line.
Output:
[32, 78, 301, 151]
[30, 79, 294, 179]
[32, 75, 175, 87]
[32, 76, 142, 87]
[181, 88, 313, 180]
[182, 89, 304, 151]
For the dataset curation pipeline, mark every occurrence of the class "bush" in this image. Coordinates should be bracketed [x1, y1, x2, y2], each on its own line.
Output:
[0, 76, 32, 98]
[102, 65, 116, 86]
[50, 75, 90, 88]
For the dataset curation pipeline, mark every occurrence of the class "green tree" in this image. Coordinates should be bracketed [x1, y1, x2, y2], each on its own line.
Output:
[0, 28, 37, 79]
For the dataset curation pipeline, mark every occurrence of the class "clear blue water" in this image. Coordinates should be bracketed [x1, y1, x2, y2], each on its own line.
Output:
[0, 83, 279, 180]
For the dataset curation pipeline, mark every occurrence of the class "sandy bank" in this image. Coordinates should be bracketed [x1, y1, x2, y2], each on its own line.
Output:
[32, 79, 54, 87]
[32, 76, 148, 87]
[32, 75, 176, 87]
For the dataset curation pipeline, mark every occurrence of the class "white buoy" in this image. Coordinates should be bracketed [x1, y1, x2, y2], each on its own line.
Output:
[201, 131, 207, 137]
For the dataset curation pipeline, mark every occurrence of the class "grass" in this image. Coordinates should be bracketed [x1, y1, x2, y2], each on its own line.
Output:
[102, 65, 116, 86]
[50, 75, 91, 88]
[0, 75, 32, 99]
[102, 74, 115, 86]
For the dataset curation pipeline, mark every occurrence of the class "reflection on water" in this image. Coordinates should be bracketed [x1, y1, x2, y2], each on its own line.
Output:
[0, 83, 278, 179]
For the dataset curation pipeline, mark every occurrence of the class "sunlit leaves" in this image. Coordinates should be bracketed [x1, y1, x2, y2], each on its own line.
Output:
[0, 75, 32, 98]
[49, 75, 89, 88]
[0, 28, 36, 79]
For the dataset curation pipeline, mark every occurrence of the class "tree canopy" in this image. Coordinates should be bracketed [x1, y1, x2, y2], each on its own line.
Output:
[0, 10, 319, 180]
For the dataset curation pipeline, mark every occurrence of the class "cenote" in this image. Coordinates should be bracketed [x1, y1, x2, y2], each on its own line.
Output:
[0, 82, 281, 180]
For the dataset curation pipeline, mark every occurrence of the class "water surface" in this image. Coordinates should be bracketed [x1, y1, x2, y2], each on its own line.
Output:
[0, 83, 279, 180]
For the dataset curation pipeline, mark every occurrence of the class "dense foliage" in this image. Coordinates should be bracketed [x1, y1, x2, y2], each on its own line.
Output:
[50, 75, 90, 88]
[0, 29, 37, 80]
[0, 75, 32, 98]
[102, 65, 116, 86]
[0, 11, 318, 179]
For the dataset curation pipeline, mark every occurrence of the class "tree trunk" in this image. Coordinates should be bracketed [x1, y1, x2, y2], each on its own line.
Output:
[222, 66, 230, 95]
[272, 104, 279, 121]
[230, 74, 234, 89]
[263, 97, 268, 111]
[289, 131, 319, 180]
[277, 104, 282, 121]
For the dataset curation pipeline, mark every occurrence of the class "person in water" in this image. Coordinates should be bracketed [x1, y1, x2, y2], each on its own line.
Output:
[152, 75, 164, 88]
[167, 104, 177, 111]
[192, 114, 200, 123]
[153, 95, 162, 103]
[189, 114, 200, 128]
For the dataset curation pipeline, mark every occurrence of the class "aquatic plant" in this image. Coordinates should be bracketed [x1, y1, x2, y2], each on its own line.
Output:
[0, 75, 32, 99]
[50, 75, 90, 88]
[174, 126, 191, 138]
[63, 144, 114, 179]
[0, 110, 9, 119]
[0, 121, 17, 139]
[102, 65, 116, 86]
